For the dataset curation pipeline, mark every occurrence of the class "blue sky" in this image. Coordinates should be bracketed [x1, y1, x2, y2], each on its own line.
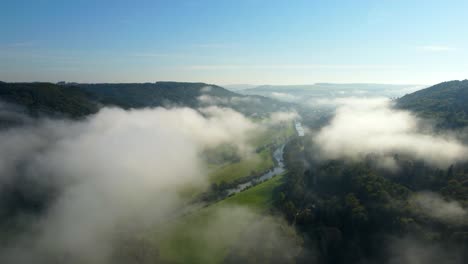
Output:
[1, 0, 467, 85]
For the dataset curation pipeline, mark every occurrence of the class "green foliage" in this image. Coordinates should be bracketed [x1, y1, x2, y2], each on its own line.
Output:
[278, 137, 468, 263]
[75, 82, 233, 109]
[0, 81, 290, 121]
[397, 80, 468, 128]
[155, 174, 293, 264]
[251, 121, 295, 147]
[75, 82, 286, 115]
[218, 174, 286, 211]
[344, 193, 368, 223]
[0, 82, 97, 117]
[203, 144, 241, 165]
[209, 148, 274, 184]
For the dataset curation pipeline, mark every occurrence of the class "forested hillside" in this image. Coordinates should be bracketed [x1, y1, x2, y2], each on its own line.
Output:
[0, 82, 98, 118]
[279, 138, 467, 263]
[277, 81, 468, 263]
[73, 82, 236, 109]
[397, 80, 468, 128]
[0, 82, 287, 119]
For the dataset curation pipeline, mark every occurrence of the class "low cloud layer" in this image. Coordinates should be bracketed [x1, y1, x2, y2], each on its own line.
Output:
[313, 98, 468, 168]
[160, 206, 302, 263]
[197, 94, 264, 108]
[387, 236, 464, 264]
[265, 111, 299, 125]
[409, 192, 467, 225]
[0, 106, 265, 263]
[0, 100, 34, 127]
[270, 92, 299, 102]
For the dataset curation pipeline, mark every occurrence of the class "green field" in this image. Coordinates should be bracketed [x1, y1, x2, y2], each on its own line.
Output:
[251, 122, 295, 147]
[155, 175, 288, 264]
[217, 173, 285, 211]
[207, 121, 294, 185]
[209, 148, 273, 184]
[153, 122, 296, 263]
[181, 121, 294, 202]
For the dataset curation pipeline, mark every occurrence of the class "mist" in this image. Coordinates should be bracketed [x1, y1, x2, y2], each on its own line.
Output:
[409, 191, 467, 225]
[313, 97, 468, 169]
[387, 236, 464, 264]
[266, 111, 299, 124]
[197, 94, 262, 106]
[0, 100, 34, 128]
[0, 105, 275, 263]
[160, 206, 302, 263]
[270, 92, 299, 102]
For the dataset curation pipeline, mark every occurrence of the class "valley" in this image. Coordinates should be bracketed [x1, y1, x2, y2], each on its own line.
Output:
[2, 2, 468, 263]
[0, 81, 467, 264]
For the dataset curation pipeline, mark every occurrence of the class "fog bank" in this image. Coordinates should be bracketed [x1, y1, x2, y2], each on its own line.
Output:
[313, 98, 468, 169]
[0, 106, 265, 263]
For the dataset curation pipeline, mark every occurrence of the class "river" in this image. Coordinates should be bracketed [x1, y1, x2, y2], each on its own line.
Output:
[225, 144, 286, 196]
[163, 143, 287, 222]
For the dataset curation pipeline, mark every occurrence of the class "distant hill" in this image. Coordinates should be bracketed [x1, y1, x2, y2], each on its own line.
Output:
[222, 84, 259, 91]
[0, 82, 98, 118]
[0, 81, 287, 120]
[240, 83, 424, 101]
[72, 82, 237, 109]
[69, 82, 286, 115]
[397, 80, 468, 128]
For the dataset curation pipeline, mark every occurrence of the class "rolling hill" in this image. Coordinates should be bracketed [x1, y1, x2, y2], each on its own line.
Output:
[240, 83, 423, 102]
[397, 80, 468, 128]
[0, 81, 288, 120]
[73, 82, 236, 109]
[0, 82, 98, 118]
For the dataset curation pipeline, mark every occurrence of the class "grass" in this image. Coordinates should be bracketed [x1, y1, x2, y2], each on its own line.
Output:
[154, 122, 295, 263]
[207, 121, 294, 185]
[251, 122, 295, 147]
[182, 123, 289, 197]
[155, 174, 286, 264]
[209, 148, 273, 184]
[217, 173, 285, 211]
[156, 208, 245, 263]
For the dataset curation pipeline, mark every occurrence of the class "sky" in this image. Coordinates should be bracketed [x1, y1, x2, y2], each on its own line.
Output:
[1, 0, 468, 85]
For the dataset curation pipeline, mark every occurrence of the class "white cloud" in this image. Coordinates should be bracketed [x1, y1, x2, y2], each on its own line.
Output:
[270, 92, 299, 102]
[266, 111, 299, 125]
[0, 106, 262, 263]
[197, 94, 229, 105]
[164, 206, 302, 263]
[313, 98, 468, 168]
[387, 236, 464, 264]
[200, 85, 212, 93]
[197, 94, 262, 106]
[409, 192, 467, 225]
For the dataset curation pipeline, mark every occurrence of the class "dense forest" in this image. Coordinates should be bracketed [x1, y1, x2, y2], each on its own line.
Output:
[279, 138, 467, 263]
[0, 79, 467, 263]
[0, 82, 286, 121]
[277, 81, 468, 263]
[0, 81, 293, 256]
[0, 82, 98, 118]
[397, 80, 468, 129]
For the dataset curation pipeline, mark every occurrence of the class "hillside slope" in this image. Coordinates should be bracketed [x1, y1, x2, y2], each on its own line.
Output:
[74, 82, 236, 109]
[0, 82, 287, 119]
[0, 82, 98, 118]
[397, 80, 468, 128]
[75, 82, 286, 115]
[241, 83, 422, 100]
